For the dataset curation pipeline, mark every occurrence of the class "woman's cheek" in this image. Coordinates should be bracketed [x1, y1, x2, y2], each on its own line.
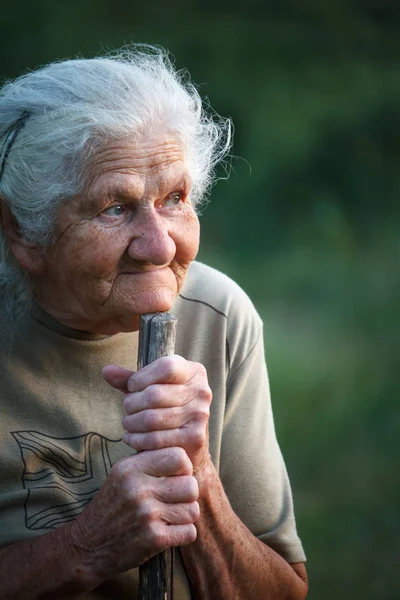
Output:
[177, 210, 200, 261]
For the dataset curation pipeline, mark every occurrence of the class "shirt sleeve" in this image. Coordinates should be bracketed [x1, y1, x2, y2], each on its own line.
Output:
[220, 324, 306, 564]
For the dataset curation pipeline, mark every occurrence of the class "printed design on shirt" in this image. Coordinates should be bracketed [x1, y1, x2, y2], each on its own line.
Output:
[11, 430, 123, 531]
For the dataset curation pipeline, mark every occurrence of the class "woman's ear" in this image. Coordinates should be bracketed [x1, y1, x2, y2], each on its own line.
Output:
[0, 199, 46, 274]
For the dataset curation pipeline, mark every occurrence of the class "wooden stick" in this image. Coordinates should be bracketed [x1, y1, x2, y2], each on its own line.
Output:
[138, 312, 177, 600]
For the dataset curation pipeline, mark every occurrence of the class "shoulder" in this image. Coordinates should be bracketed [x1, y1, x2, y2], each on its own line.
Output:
[175, 262, 263, 367]
[178, 261, 261, 324]
[179, 261, 248, 309]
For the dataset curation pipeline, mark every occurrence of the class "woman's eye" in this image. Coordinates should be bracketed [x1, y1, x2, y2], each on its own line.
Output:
[102, 205, 125, 217]
[164, 192, 183, 207]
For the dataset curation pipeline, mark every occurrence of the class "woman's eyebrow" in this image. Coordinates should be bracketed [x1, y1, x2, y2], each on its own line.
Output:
[158, 173, 192, 193]
[86, 181, 144, 208]
[105, 177, 190, 201]
[86, 172, 192, 211]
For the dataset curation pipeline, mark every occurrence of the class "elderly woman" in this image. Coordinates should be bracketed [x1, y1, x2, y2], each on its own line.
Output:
[0, 47, 307, 599]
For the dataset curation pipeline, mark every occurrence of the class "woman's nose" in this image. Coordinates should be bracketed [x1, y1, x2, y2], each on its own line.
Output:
[127, 209, 176, 265]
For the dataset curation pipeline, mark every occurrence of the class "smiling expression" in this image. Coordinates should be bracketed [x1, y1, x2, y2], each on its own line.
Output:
[33, 132, 200, 334]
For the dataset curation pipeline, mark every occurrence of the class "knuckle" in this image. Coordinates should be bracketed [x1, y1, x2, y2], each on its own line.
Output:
[198, 384, 212, 403]
[192, 427, 207, 447]
[124, 484, 145, 508]
[127, 375, 136, 393]
[126, 433, 145, 452]
[143, 409, 159, 430]
[187, 476, 199, 500]
[170, 445, 190, 467]
[189, 524, 198, 543]
[122, 395, 131, 414]
[162, 355, 179, 377]
[139, 500, 158, 524]
[148, 523, 167, 550]
[190, 501, 200, 521]
[162, 354, 186, 381]
[137, 430, 164, 450]
[182, 524, 197, 545]
[109, 461, 152, 506]
[124, 432, 141, 450]
[173, 354, 186, 366]
[196, 362, 208, 378]
[193, 406, 210, 424]
[121, 414, 131, 430]
[130, 486, 145, 505]
[170, 445, 186, 459]
[151, 430, 165, 449]
[111, 457, 131, 480]
[146, 385, 165, 407]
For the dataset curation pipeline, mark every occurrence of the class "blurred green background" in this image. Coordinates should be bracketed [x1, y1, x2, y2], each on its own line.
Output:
[1, 1, 399, 598]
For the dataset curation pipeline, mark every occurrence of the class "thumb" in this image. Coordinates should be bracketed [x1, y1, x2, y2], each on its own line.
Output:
[102, 364, 134, 393]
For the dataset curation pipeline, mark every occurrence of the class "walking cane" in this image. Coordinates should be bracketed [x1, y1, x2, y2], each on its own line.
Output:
[138, 312, 177, 600]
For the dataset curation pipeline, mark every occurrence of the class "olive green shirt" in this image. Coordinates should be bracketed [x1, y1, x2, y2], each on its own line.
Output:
[0, 261, 305, 598]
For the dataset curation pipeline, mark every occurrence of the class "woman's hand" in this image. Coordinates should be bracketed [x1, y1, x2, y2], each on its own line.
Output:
[102, 356, 213, 473]
[66, 356, 211, 584]
[68, 447, 199, 582]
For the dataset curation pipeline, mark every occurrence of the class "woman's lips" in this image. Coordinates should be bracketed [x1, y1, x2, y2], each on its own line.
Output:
[120, 266, 170, 276]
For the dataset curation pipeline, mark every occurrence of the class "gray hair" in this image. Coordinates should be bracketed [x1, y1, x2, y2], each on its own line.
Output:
[0, 45, 231, 332]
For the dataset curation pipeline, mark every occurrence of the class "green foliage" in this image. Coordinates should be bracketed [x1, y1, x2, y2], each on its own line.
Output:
[1, 2, 399, 597]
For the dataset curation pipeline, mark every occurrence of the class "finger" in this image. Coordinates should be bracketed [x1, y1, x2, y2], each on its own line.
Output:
[123, 384, 189, 415]
[147, 523, 197, 555]
[155, 475, 199, 504]
[123, 427, 206, 454]
[127, 355, 193, 393]
[122, 407, 188, 433]
[161, 501, 200, 526]
[167, 523, 197, 547]
[102, 365, 134, 393]
[135, 447, 193, 477]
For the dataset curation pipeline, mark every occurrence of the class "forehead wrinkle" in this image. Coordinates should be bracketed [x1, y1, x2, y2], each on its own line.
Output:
[89, 137, 185, 174]
[84, 139, 187, 204]
[142, 168, 194, 205]
[144, 165, 192, 197]
[87, 162, 191, 209]
[88, 172, 146, 206]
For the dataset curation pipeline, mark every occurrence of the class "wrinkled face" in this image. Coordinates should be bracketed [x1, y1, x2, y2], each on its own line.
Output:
[33, 133, 200, 334]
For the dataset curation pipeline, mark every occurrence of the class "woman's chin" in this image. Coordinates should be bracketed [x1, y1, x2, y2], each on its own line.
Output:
[107, 291, 176, 333]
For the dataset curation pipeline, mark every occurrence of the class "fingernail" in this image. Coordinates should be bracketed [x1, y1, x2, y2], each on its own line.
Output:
[127, 379, 135, 393]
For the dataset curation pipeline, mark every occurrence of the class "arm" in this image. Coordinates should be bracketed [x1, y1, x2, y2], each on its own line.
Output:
[182, 329, 308, 599]
[0, 525, 93, 600]
[108, 351, 307, 600]
[181, 458, 308, 600]
[0, 448, 198, 599]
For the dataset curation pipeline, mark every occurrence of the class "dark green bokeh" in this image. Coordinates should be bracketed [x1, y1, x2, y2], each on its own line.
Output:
[1, 2, 399, 597]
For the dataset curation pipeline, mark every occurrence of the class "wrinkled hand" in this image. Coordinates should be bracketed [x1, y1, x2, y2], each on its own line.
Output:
[68, 447, 199, 580]
[102, 356, 213, 473]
